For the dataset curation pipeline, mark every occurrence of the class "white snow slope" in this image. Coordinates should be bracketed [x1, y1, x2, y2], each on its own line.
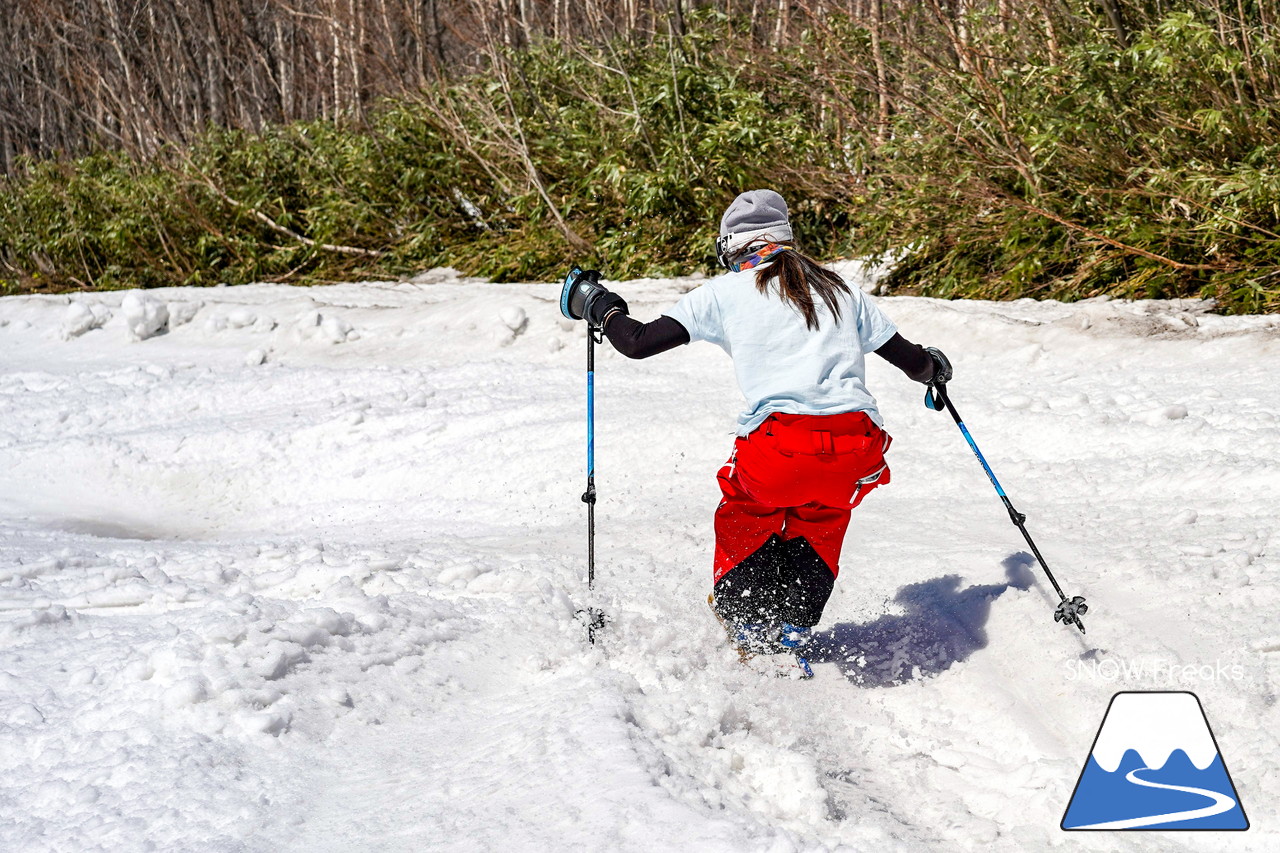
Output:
[1, 268, 1277, 853]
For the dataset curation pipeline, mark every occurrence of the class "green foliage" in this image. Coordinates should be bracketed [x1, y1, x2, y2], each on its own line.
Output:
[2, 5, 1280, 314]
[845, 3, 1280, 313]
[0, 15, 842, 292]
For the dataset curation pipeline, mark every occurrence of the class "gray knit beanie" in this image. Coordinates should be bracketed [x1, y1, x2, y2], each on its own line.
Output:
[718, 190, 793, 259]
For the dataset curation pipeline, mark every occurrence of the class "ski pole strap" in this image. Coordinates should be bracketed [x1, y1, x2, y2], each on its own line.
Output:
[925, 385, 943, 411]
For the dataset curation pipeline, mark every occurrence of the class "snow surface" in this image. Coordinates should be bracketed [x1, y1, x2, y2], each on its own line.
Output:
[1, 268, 1278, 852]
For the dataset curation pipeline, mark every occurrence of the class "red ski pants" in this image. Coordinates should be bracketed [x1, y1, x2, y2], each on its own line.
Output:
[713, 411, 891, 583]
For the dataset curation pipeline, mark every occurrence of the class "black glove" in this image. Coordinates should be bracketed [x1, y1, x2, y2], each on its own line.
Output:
[923, 347, 952, 412]
[561, 268, 629, 328]
[925, 347, 952, 384]
[586, 289, 627, 328]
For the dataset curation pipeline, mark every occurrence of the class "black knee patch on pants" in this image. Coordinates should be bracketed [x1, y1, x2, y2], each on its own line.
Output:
[780, 536, 836, 627]
[713, 534, 835, 628]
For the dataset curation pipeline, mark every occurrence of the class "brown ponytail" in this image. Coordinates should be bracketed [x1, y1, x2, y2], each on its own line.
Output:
[753, 246, 851, 330]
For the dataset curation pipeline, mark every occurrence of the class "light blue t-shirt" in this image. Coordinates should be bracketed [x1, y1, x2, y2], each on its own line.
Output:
[665, 265, 897, 436]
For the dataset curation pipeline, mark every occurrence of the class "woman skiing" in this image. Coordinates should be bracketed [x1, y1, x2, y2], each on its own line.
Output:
[562, 189, 950, 675]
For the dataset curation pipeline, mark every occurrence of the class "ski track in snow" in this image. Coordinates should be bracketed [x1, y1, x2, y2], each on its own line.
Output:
[0, 269, 1277, 851]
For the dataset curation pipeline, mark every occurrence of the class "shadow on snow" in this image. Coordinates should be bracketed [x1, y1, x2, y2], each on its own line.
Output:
[809, 553, 1036, 687]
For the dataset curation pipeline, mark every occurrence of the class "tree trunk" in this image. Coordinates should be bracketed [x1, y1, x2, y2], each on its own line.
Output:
[870, 0, 890, 144]
[1098, 0, 1130, 49]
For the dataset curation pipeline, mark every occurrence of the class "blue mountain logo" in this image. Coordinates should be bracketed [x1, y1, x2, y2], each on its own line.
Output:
[1062, 691, 1248, 830]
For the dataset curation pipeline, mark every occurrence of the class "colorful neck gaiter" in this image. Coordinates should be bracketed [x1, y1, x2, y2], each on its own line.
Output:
[732, 243, 791, 272]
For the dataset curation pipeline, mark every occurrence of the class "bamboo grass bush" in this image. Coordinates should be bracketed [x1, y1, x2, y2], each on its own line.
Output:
[1, 5, 1278, 313]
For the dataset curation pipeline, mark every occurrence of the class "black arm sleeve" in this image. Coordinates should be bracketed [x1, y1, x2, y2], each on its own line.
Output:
[603, 314, 691, 359]
[873, 332, 935, 382]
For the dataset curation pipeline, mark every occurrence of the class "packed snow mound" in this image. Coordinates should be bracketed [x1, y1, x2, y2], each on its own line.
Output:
[120, 290, 169, 340]
[60, 301, 111, 340]
[0, 272, 1277, 852]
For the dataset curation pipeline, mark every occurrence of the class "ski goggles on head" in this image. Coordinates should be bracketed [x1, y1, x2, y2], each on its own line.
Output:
[716, 233, 791, 272]
[715, 233, 739, 270]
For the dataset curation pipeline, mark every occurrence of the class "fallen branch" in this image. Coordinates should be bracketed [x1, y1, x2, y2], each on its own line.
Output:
[199, 176, 386, 259]
[997, 191, 1232, 272]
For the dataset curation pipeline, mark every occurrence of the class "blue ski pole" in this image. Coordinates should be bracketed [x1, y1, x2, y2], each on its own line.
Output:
[580, 319, 606, 643]
[927, 381, 1089, 633]
[561, 267, 607, 643]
